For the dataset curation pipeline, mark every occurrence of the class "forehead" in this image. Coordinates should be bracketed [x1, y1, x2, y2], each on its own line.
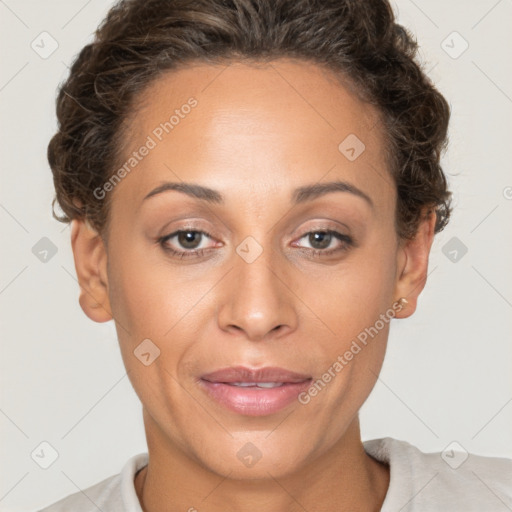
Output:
[134, 58, 380, 146]
[114, 59, 394, 210]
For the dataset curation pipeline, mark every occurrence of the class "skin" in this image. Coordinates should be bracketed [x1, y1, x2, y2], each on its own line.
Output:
[70, 59, 436, 511]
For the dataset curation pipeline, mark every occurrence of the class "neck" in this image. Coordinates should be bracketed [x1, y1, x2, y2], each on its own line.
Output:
[135, 410, 389, 512]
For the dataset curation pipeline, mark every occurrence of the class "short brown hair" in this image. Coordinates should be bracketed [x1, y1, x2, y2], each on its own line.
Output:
[48, 0, 451, 239]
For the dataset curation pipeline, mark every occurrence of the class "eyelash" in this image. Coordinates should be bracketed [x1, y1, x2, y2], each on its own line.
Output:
[158, 229, 354, 260]
[158, 229, 215, 260]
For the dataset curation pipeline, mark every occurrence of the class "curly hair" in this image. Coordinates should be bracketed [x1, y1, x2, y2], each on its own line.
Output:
[48, 0, 451, 239]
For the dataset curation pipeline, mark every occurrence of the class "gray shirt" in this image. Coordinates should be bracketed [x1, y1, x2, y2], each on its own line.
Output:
[37, 437, 512, 511]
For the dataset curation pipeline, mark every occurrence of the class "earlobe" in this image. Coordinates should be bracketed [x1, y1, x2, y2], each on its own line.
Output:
[393, 210, 437, 319]
[70, 219, 113, 323]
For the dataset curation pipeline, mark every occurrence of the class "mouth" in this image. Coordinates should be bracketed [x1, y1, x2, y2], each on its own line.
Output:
[218, 382, 289, 388]
[199, 366, 312, 416]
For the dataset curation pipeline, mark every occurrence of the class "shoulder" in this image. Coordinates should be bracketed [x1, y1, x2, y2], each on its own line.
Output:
[364, 437, 512, 512]
[36, 453, 148, 512]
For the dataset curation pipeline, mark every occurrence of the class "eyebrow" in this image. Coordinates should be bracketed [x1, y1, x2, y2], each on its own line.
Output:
[143, 180, 374, 208]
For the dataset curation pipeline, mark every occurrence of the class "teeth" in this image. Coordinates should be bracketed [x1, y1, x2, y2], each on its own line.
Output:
[229, 382, 284, 388]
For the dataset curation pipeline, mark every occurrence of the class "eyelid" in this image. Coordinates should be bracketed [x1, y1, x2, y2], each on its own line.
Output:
[292, 229, 353, 251]
[292, 218, 351, 234]
[161, 228, 216, 246]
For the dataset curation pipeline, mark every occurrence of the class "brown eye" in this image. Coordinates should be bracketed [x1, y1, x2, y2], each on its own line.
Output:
[308, 231, 332, 250]
[159, 229, 216, 259]
[176, 231, 203, 249]
[293, 230, 354, 257]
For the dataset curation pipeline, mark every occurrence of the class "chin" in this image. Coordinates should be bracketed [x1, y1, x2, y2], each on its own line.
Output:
[190, 435, 310, 481]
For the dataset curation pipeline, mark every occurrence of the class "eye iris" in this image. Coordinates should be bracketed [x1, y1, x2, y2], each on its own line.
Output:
[178, 231, 201, 249]
[310, 231, 331, 249]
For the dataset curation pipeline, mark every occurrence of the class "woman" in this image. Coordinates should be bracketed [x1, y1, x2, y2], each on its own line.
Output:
[39, 0, 511, 510]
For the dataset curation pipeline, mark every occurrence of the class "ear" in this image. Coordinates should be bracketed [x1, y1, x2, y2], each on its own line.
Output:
[393, 210, 437, 319]
[70, 219, 112, 323]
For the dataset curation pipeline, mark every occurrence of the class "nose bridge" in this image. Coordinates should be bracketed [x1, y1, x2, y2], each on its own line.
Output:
[217, 236, 297, 340]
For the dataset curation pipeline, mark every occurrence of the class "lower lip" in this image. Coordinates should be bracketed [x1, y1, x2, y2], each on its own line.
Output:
[199, 379, 312, 416]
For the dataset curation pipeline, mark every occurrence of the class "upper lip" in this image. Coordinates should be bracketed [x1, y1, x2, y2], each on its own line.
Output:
[201, 366, 311, 384]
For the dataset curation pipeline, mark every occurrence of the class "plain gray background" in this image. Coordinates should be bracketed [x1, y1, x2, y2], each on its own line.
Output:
[1, 0, 511, 510]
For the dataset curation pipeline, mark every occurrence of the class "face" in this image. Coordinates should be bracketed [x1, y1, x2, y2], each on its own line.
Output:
[72, 59, 433, 479]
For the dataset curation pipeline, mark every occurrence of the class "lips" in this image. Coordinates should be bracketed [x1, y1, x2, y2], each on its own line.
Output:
[201, 366, 311, 384]
[199, 366, 312, 416]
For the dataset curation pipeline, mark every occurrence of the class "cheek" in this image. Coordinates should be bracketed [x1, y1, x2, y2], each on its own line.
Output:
[106, 244, 218, 374]
[105, 244, 176, 389]
[294, 232, 398, 404]
[107, 240, 186, 337]
[107, 261, 158, 336]
[306, 243, 397, 335]
[295, 249, 397, 432]
[106, 254, 187, 411]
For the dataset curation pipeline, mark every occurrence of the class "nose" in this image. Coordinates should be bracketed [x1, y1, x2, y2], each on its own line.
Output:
[216, 244, 298, 342]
